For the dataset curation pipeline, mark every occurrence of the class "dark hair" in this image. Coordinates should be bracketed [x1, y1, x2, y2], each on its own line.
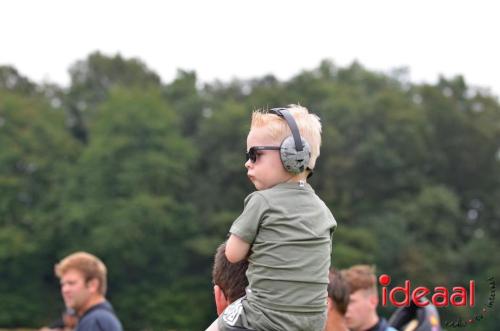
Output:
[328, 268, 350, 315]
[212, 242, 249, 302]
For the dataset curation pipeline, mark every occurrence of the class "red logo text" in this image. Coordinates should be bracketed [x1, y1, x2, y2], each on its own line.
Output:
[379, 274, 475, 307]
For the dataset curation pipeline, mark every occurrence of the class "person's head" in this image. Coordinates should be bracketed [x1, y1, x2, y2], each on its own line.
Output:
[212, 242, 249, 315]
[341, 265, 380, 331]
[54, 252, 107, 315]
[245, 105, 322, 190]
[324, 268, 350, 331]
[327, 268, 350, 315]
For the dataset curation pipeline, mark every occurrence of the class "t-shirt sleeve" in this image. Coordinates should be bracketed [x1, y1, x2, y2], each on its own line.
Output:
[229, 192, 268, 244]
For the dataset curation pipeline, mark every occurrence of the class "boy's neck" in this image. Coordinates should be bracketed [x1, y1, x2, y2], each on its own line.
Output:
[285, 173, 308, 184]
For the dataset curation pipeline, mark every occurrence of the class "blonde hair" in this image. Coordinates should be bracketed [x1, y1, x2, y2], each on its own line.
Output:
[55, 251, 108, 295]
[250, 105, 322, 169]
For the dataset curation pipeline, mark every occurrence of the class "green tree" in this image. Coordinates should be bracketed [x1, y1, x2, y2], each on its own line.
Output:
[1, 57, 500, 330]
[58, 87, 212, 329]
[0, 66, 37, 95]
[164, 70, 205, 137]
[65, 52, 162, 142]
[0, 89, 80, 325]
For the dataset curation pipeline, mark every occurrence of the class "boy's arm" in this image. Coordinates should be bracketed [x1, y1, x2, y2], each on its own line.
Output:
[226, 234, 250, 263]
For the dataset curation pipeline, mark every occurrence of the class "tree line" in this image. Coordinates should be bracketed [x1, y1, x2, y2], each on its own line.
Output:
[1, 52, 499, 330]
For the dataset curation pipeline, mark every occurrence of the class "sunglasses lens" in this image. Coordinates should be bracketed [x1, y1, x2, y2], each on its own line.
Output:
[246, 148, 257, 163]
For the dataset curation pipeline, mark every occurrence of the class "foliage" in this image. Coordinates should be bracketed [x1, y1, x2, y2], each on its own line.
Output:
[1, 54, 499, 330]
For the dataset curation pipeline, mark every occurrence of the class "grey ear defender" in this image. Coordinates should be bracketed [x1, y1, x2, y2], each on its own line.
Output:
[269, 108, 311, 174]
[280, 136, 311, 173]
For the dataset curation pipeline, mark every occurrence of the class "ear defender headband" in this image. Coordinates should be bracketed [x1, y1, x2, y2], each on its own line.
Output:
[269, 108, 311, 174]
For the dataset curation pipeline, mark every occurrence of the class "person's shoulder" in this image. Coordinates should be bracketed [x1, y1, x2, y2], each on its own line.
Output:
[88, 307, 115, 319]
[79, 303, 122, 331]
[80, 312, 122, 331]
[94, 313, 122, 331]
[310, 191, 337, 227]
[243, 190, 270, 205]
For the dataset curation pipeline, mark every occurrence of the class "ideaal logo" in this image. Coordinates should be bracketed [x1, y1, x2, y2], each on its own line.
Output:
[378, 274, 475, 307]
[379, 274, 496, 328]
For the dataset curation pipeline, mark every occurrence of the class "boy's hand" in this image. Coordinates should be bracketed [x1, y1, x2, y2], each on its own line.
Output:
[226, 234, 250, 263]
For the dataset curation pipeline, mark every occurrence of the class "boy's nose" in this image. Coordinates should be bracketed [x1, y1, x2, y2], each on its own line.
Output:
[245, 159, 252, 169]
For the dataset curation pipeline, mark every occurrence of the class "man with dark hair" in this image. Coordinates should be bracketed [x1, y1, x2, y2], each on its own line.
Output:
[212, 242, 249, 315]
[325, 268, 350, 331]
[341, 265, 396, 331]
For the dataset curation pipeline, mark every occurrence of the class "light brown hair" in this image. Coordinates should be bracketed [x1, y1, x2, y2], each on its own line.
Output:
[55, 251, 108, 295]
[341, 264, 377, 295]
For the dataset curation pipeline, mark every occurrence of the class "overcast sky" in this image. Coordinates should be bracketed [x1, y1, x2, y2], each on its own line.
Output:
[1, 0, 499, 97]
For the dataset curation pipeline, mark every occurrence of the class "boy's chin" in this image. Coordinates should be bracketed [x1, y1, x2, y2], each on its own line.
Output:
[254, 182, 277, 191]
[252, 181, 265, 191]
[250, 177, 282, 190]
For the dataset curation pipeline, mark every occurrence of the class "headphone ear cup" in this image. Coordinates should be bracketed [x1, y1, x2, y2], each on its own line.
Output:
[280, 136, 311, 174]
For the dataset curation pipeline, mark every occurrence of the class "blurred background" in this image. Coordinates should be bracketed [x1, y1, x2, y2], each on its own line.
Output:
[1, 1, 499, 330]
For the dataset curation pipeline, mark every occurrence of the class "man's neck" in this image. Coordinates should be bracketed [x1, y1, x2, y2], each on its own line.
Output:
[78, 295, 106, 317]
[362, 314, 380, 331]
[325, 310, 348, 331]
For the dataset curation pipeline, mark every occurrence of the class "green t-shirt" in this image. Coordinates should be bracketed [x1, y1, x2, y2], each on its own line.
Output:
[229, 182, 337, 313]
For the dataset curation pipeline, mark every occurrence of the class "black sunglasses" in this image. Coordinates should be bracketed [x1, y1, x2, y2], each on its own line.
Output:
[245, 146, 281, 163]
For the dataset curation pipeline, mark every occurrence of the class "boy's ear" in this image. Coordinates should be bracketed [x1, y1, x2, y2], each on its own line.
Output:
[214, 285, 228, 316]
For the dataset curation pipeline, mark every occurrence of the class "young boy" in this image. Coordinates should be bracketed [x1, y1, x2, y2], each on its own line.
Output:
[206, 105, 337, 331]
